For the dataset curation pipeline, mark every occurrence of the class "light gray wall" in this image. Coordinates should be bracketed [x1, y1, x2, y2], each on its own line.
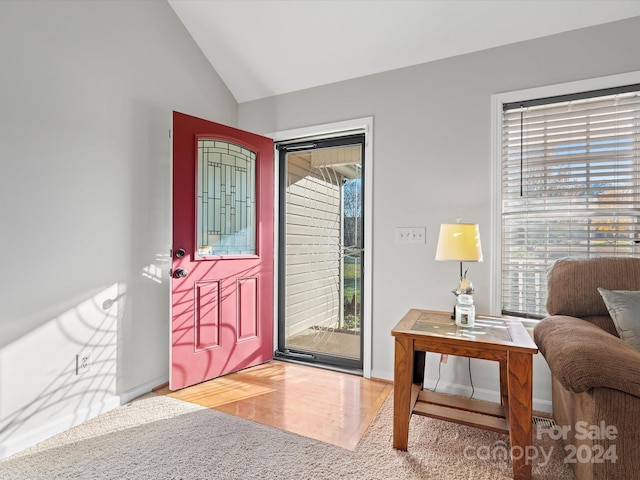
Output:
[0, 0, 236, 458]
[2, 0, 639, 458]
[238, 17, 640, 408]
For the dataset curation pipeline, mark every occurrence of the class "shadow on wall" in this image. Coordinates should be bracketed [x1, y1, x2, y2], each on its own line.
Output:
[0, 283, 127, 459]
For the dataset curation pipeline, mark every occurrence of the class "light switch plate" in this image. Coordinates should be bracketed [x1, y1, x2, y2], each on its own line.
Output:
[396, 227, 426, 244]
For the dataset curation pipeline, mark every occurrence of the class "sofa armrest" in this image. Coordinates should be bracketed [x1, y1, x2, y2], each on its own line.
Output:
[534, 315, 640, 397]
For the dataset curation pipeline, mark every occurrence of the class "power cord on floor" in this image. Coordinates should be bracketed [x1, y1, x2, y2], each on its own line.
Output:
[428, 357, 443, 392]
[428, 356, 474, 398]
[468, 357, 475, 398]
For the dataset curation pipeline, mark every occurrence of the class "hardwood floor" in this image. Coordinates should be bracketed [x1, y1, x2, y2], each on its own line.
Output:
[154, 360, 392, 450]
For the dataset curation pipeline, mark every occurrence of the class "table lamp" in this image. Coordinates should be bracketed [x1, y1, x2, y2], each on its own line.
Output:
[435, 222, 483, 326]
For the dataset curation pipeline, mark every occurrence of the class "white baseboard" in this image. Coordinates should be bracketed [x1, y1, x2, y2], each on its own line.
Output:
[423, 379, 552, 414]
[533, 398, 553, 414]
[371, 368, 552, 413]
[118, 374, 168, 404]
[0, 396, 120, 460]
[0, 374, 168, 461]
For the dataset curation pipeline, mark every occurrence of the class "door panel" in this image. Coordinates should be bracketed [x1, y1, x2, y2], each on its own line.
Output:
[237, 276, 258, 340]
[194, 280, 221, 350]
[171, 112, 274, 390]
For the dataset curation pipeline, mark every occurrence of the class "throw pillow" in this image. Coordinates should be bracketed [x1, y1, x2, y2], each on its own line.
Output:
[597, 288, 640, 352]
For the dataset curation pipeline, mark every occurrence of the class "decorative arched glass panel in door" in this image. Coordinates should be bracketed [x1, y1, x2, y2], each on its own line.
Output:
[196, 139, 256, 257]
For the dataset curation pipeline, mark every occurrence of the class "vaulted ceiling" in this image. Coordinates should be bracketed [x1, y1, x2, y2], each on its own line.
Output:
[168, 1, 640, 103]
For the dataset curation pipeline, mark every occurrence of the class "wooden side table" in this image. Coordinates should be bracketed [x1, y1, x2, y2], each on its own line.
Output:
[391, 309, 538, 480]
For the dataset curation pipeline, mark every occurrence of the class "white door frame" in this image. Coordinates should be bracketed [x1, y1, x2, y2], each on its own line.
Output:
[269, 117, 374, 378]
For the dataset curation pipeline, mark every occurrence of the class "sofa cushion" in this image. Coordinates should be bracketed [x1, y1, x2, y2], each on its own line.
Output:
[598, 288, 640, 352]
[545, 257, 640, 334]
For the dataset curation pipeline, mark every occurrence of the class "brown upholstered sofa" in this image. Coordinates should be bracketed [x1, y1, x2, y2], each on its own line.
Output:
[534, 257, 640, 480]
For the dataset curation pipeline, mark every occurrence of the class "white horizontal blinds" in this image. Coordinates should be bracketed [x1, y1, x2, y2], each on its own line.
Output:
[501, 88, 640, 318]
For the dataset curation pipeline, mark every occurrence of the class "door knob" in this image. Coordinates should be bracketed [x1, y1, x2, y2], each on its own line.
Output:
[175, 248, 186, 258]
[173, 268, 188, 278]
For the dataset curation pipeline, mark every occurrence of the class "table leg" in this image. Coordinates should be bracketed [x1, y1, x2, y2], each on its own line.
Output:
[393, 336, 413, 450]
[507, 351, 533, 480]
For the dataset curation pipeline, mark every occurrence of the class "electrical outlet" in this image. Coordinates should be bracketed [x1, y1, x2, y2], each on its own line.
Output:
[396, 227, 426, 244]
[76, 353, 91, 375]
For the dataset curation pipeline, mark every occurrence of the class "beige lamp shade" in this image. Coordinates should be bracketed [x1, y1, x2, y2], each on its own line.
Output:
[435, 223, 483, 262]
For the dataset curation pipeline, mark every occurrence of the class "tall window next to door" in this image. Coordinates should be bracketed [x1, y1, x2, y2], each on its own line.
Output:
[501, 85, 640, 318]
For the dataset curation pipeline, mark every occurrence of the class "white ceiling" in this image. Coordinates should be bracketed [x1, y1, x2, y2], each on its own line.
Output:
[168, 0, 640, 103]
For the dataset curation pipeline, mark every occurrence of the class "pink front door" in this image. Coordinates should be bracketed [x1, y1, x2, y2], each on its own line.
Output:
[170, 111, 274, 390]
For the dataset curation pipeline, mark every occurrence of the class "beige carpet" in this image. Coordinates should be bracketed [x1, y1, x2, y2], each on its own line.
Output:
[1, 393, 575, 479]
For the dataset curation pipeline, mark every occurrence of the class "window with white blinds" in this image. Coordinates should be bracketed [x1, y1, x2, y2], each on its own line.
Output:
[501, 85, 640, 318]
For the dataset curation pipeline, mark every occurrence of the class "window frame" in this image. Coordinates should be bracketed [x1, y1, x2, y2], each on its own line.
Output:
[490, 71, 640, 320]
